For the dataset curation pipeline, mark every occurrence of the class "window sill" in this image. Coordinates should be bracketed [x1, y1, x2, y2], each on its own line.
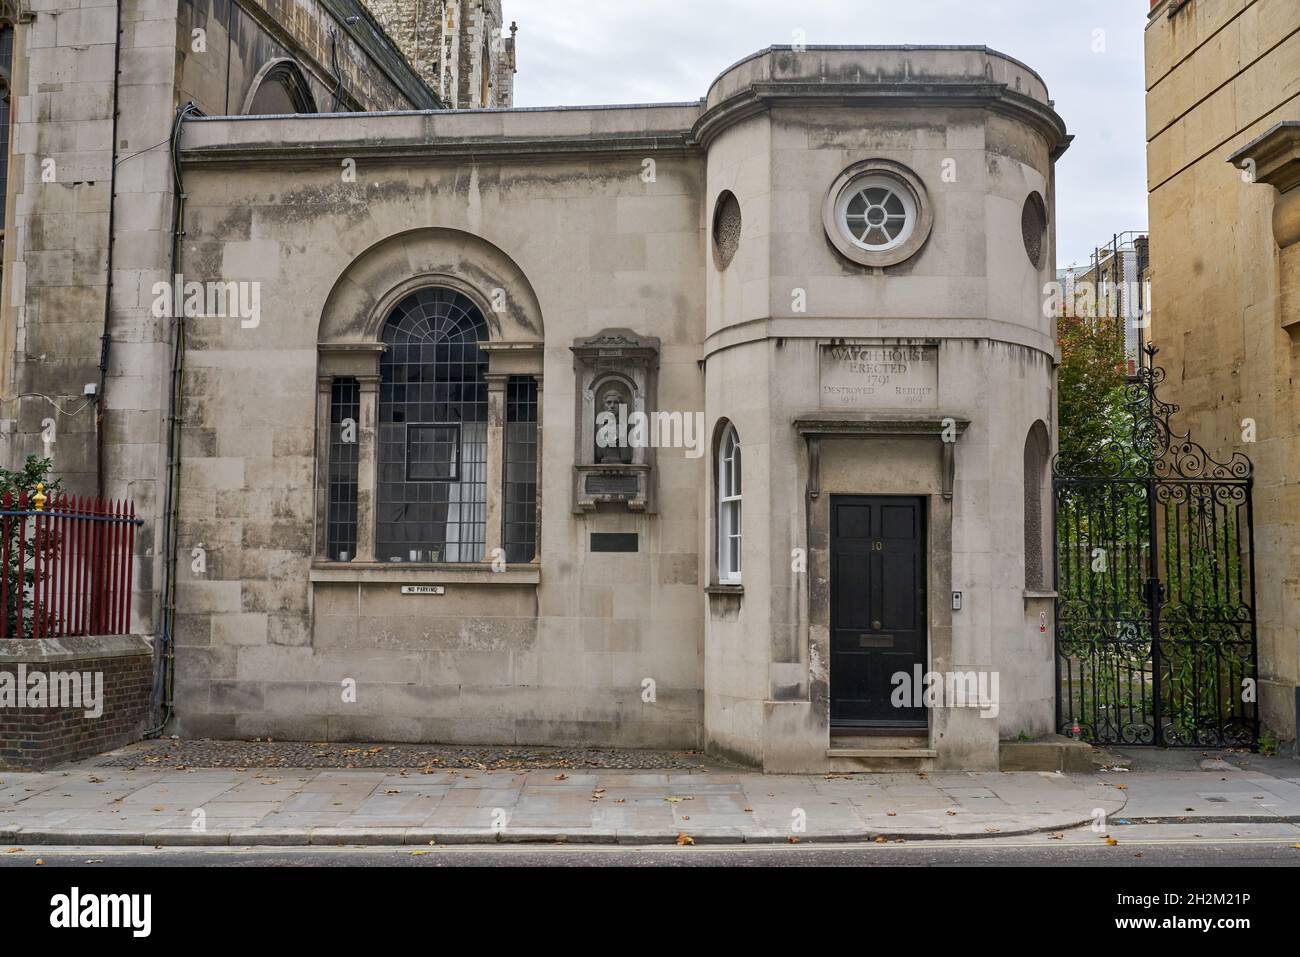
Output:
[706, 583, 744, 596]
[1023, 589, 1057, 600]
[310, 562, 541, 586]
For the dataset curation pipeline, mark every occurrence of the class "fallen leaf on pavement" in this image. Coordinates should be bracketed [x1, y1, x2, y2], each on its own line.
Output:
[1105, 837, 1119, 845]
[788, 836, 800, 844]
[676, 832, 694, 846]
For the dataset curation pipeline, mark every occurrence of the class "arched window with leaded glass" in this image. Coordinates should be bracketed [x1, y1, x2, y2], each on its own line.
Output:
[376, 287, 489, 563]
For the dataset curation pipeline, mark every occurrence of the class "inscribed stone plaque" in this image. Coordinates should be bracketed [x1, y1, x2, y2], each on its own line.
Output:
[819, 344, 938, 410]
[586, 473, 639, 496]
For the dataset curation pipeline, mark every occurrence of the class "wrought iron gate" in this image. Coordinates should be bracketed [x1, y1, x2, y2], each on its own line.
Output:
[1053, 346, 1258, 747]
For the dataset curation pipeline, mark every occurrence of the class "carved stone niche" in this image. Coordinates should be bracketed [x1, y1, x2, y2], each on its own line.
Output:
[571, 329, 660, 513]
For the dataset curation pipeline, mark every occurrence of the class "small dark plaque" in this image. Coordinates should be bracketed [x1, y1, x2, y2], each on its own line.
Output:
[591, 533, 638, 553]
[586, 474, 639, 496]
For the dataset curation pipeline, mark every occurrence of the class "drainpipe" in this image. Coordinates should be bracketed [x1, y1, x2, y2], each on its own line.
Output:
[145, 101, 197, 738]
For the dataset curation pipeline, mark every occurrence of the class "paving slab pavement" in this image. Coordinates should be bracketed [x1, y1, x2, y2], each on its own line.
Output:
[0, 742, 1296, 847]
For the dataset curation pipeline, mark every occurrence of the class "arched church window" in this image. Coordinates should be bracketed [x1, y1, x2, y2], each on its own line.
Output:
[377, 288, 488, 563]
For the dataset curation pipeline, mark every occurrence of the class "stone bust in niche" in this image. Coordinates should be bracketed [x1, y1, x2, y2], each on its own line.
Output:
[570, 328, 660, 513]
[595, 386, 633, 465]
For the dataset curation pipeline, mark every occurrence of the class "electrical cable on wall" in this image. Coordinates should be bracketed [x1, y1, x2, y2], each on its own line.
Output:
[145, 100, 199, 739]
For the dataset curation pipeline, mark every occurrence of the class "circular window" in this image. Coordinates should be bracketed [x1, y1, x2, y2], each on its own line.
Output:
[1021, 192, 1047, 268]
[713, 190, 742, 270]
[823, 160, 932, 268]
[840, 176, 917, 252]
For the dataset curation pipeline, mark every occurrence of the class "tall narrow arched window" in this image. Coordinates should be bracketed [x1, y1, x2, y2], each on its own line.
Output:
[377, 288, 488, 563]
[1024, 421, 1050, 590]
[717, 423, 742, 583]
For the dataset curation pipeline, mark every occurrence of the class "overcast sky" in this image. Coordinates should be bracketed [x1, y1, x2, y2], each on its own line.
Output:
[508, 0, 1148, 270]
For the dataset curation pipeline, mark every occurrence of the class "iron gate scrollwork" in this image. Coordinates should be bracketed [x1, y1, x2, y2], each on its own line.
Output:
[1053, 345, 1258, 748]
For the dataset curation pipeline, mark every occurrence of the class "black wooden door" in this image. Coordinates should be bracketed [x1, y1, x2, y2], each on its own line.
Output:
[830, 496, 927, 727]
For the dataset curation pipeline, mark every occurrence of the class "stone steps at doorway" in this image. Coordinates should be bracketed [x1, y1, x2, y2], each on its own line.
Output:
[826, 736, 935, 772]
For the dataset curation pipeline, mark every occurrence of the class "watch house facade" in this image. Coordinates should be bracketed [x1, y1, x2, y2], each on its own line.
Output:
[6, 39, 1070, 772]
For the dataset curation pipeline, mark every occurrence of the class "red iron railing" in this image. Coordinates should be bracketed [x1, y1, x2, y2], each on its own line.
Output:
[0, 489, 143, 639]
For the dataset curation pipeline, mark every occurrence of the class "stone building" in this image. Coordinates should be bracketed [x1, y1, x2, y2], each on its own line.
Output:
[0, 2, 1071, 771]
[168, 45, 1066, 771]
[365, 0, 516, 108]
[1062, 231, 1150, 375]
[1146, 0, 1299, 747]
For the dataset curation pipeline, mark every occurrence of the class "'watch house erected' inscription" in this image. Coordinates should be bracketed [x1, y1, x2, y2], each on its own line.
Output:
[819, 344, 938, 410]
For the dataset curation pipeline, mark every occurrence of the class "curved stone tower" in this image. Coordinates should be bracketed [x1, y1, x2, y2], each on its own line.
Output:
[697, 48, 1068, 770]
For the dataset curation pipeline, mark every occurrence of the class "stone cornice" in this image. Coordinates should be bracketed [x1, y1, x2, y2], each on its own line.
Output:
[179, 55, 1068, 168]
[792, 413, 971, 437]
[692, 81, 1070, 157]
[178, 129, 699, 167]
[1230, 121, 1300, 194]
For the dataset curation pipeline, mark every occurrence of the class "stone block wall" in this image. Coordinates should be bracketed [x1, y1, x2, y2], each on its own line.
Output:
[1146, 0, 1300, 744]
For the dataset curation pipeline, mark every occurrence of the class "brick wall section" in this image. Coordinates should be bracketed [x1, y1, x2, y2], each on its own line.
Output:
[0, 635, 154, 771]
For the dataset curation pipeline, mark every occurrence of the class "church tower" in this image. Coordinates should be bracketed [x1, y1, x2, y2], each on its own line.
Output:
[366, 0, 517, 108]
